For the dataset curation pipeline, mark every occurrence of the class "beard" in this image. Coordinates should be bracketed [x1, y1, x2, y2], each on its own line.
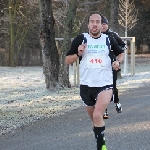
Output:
[89, 28, 101, 37]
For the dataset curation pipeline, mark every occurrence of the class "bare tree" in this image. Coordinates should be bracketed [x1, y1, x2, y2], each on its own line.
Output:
[39, 0, 59, 90]
[1, 0, 39, 66]
[118, 0, 138, 75]
[119, 0, 138, 37]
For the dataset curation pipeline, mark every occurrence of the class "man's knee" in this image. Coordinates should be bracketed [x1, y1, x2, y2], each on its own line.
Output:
[93, 111, 103, 123]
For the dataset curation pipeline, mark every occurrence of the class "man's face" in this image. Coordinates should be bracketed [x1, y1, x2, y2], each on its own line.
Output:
[101, 23, 108, 32]
[88, 14, 102, 37]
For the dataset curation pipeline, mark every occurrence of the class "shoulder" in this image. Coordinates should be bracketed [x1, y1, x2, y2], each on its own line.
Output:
[108, 30, 126, 47]
[107, 29, 118, 37]
[108, 35, 124, 55]
[107, 34, 114, 42]
[72, 34, 84, 45]
[107, 35, 119, 47]
[66, 34, 85, 56]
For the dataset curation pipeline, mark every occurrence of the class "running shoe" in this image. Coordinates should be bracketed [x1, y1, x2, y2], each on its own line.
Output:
[103, 112, 109, 119]
[116, 103, 122, 113]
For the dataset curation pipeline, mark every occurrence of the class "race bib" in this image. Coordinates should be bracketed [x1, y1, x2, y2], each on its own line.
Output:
[87, 53, 106, 68]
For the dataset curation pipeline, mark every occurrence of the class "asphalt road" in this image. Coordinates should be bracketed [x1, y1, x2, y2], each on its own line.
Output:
[0, 84, 150, 150]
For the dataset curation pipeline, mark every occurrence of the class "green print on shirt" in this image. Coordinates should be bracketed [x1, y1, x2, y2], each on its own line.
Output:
[101, 145, 107, 150]
[88, 45, 106, 49]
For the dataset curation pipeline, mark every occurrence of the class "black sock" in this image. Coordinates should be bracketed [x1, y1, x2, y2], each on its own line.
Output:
[93, 126, 107, 150]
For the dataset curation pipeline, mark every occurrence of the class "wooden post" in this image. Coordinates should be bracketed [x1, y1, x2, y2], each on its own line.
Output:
[131, 37, 135, 75]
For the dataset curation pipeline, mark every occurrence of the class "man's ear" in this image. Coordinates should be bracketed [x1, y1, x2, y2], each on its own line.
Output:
[87, 24, 89, 29]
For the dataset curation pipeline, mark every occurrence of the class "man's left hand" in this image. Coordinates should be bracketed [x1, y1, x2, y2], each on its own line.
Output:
[112, 60, 120, 71]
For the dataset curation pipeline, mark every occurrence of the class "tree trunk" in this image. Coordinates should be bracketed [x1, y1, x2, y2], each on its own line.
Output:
[38, 0, 59, 90]
[59, 0, 77, 88]
[110, 0, 119, 33]
[9, 0, 15, 67]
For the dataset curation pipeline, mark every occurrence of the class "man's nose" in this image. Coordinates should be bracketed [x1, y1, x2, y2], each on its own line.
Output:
[93, 22, 97, 26]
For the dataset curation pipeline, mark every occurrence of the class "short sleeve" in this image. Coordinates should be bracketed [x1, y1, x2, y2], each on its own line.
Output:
[66, 34, 84, 56]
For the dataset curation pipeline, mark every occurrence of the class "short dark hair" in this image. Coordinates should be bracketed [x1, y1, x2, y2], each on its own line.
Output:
[87, 12, 105, 23]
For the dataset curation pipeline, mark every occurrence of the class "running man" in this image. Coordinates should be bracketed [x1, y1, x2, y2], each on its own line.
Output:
[65, 12, 124, 150]
[102, 16, 126, 119]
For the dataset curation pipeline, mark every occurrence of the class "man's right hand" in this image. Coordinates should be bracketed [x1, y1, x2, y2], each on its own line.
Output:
[78, 44, 87, 56]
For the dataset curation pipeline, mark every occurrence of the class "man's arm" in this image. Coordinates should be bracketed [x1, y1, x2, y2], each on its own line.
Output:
[109, 36, 125, 71]
[113, 33, 126, 63]
[109, 36, 125, 55]
[113, 32, 126, 50]
[116, 53, 124, 64]
[65, 54, 79, 65]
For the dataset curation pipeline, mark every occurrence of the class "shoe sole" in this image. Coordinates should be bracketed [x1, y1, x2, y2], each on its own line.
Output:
[103, 116, 109, 119]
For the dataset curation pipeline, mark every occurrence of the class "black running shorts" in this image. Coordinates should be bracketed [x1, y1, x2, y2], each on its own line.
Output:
[80, 84, 113, 106]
